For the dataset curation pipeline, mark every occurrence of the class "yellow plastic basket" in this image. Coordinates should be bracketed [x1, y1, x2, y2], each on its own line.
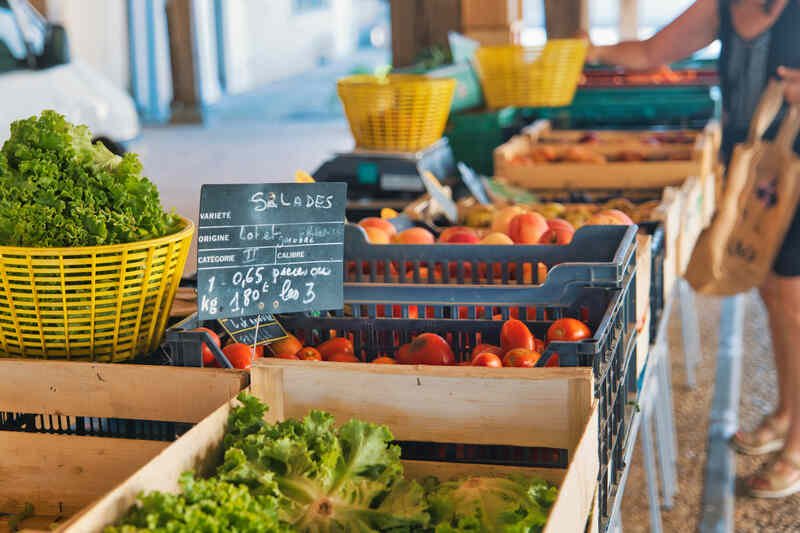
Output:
[0, 218, 194, 362]
[338, 74, 457, 152]
[475, 39, 588, 109]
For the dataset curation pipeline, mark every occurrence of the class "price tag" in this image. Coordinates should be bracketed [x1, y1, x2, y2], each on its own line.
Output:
[420, 171, 458, 223]
[196, 183, 347, 320]
[217, 314, 288, 346]
[457, 162, 489, 205]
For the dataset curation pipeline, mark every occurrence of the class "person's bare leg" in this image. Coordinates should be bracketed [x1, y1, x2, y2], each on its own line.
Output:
[733, 275, 792, 452]
[748, 274, 800, 496]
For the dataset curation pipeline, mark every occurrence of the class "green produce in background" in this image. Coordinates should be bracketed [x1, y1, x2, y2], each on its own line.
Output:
[0, 110, 180, 248]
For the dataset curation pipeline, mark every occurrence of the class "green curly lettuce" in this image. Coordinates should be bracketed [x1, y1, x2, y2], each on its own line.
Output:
[425, 475, 559, 533]
[218, 393, 429, 532]
[105, 472, 289, 533]
[0, 110, 180, 247]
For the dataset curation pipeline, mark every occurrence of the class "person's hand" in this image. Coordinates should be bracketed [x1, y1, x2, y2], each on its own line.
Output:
[778, 66, 800, 104]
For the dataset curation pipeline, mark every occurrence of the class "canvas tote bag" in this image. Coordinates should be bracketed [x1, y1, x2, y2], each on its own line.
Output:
[686, 80, 800, 295]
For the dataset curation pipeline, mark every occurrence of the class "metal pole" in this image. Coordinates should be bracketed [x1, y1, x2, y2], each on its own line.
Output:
[698, 295, 745, 533]
[679, 279, 701, 389]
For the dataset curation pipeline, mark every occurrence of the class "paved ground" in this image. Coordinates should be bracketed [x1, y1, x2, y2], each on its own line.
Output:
[621, 291, 800, 532]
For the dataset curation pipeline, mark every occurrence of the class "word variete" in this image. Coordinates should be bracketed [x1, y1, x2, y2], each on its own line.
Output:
[197, 183, 347, 319]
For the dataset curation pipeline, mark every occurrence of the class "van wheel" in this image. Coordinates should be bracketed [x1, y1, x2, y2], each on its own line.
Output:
[93, 137, 125, 156]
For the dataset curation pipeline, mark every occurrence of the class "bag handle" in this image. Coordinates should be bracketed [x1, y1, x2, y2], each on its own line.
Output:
[748, 79, 786, 143]
[775, 105, 800, 153]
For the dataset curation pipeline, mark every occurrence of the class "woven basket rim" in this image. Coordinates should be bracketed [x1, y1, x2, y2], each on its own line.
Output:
[338, 74, 457, 88]
[0, 216, 194, 255]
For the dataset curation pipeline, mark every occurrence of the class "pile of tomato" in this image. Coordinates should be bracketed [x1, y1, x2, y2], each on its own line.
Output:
[192, 316, 591, 370]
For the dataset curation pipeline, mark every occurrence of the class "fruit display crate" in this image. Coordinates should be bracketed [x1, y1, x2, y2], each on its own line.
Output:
[0, 358, 248, 532]
[345, 223, 637, 288]
[493, 126, 714, 190]
[57, 353, 622, 533]
[519, 119, 717, 181]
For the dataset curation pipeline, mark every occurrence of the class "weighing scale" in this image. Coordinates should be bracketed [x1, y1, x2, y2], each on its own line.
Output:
[312, 139, 459, 219]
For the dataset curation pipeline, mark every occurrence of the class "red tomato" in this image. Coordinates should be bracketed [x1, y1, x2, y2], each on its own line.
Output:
[268, 335, 303, 357]
[544, 353, 560, 367]
[193, 328, 221, 367]
[222, 343, 253, 369]
[276, 353, 300, 360]
[534, 338, 546, 354]
[500, 319, 535, 353]
[472, 352, 503, 367]
[503, 348, 541, 368]
[297, 347, 322, 361]
[328, 352, 361, 363]
[408, 333, 455, 365]
[547, 319, 591, 342]
[372, 357, 398, 364]
[395, 343, 416, 364]
[253, 344, 264, 359]
[470, 344, 503, 361]
[318, 337, 355, 360]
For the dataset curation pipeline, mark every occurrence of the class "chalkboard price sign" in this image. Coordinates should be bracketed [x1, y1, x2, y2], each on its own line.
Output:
[197, 183, 347, 320]
[218, 314, 288, 346]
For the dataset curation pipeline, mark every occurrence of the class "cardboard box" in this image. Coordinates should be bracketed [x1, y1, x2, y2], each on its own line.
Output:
[677, 177, 704, 276]
[464, 20, 523, 46]
[461, 0, 522, 28]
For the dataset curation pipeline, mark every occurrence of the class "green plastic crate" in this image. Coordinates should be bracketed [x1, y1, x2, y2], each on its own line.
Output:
[528, 86, 721, 130]
[444, 107, 522, 176]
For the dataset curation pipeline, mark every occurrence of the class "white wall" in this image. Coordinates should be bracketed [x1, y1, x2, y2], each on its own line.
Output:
[221, 0, 355, 94]
[46, 0, 130, 90]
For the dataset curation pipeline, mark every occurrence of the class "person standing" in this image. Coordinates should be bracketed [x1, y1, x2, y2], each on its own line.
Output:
[588, 0, 800, 498]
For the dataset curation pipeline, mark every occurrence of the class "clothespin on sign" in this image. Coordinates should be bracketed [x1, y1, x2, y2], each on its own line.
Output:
[420, 171, 458, 223]
[295, 170, 315, 183]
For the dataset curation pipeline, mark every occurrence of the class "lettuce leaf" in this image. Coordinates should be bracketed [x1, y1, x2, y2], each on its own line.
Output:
[219, 393, 429, 532]
[0, 110, 179, 247]
[426, 475, 558, 533]
[105, 472, 289, 533]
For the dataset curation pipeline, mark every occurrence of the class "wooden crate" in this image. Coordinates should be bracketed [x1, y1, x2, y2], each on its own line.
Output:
[521, 120, 716, 182]
[494, 123, 712, 189]
[60, 360, 600, 533]
[461, 0, 522, 28]
[677, 177, 704, 277]
[0, 359, 248, 532]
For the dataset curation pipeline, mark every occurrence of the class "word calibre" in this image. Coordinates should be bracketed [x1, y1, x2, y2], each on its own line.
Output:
[249, 192, 334, 211]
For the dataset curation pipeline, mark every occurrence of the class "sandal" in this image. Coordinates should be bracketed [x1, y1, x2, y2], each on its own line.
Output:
[730, 415, 788, 455]
[748, 454, 800, 499]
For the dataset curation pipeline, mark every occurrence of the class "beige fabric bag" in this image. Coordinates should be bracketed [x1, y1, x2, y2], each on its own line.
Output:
[686, 80, 800, 295]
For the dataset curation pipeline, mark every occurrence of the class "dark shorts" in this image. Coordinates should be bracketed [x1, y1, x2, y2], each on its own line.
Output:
[774, 207, 800, 276]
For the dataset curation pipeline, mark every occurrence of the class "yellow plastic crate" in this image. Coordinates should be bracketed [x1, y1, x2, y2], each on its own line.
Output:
[0, 218, 194, 362]
[475, 39, 588, 109]
[338, 74, 456, 152]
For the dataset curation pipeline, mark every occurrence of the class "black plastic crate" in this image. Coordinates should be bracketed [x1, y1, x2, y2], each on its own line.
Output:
[639, 222, 666, 342]
[346, 223, 637, 289]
